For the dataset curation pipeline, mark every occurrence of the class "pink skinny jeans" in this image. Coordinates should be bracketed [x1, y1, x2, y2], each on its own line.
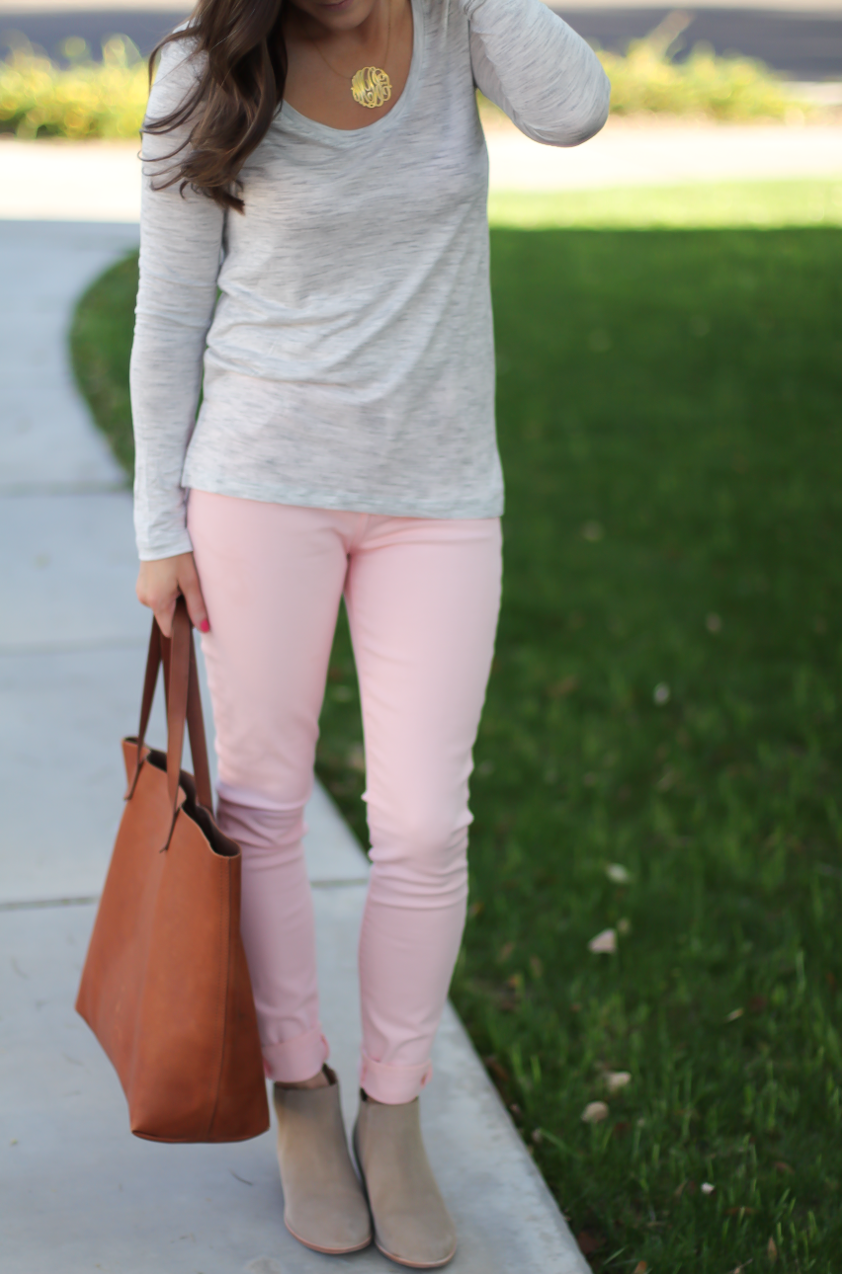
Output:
[187, 492, 502, 1104]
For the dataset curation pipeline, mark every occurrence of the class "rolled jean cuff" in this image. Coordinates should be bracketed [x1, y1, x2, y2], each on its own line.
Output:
[359, 1053, 433, 1104]
[262, 1026, 329, 1083]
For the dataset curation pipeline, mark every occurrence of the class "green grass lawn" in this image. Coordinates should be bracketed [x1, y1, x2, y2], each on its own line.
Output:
[71, 193, 842, 1271]
[488, 179, 842, 230]
[70, 251, 137, 474]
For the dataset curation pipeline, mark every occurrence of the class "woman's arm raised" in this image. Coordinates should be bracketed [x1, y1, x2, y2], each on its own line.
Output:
[130, 38, 225, 567]
[465, 0, 611, 146]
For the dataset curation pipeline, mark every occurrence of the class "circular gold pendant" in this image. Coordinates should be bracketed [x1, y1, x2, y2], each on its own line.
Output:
[351, 66, 392, 109]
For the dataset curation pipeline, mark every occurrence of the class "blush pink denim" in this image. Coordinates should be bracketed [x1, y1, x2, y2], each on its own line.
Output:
[187, 492, 502, 1105]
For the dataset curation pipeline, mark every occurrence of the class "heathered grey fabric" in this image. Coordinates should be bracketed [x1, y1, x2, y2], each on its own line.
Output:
[130, 0, 610, 560]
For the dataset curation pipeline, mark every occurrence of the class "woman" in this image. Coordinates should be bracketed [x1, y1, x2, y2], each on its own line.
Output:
[131, 0, 608, 1261]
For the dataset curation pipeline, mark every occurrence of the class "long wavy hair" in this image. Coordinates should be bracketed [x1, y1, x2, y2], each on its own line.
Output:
[145, 0, 287, 213]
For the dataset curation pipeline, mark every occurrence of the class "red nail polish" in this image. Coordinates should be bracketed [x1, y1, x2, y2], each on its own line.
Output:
[199, 619, 210, 633]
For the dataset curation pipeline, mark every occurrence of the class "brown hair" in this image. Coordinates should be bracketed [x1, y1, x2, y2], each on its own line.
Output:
[145, 0, 287, 213]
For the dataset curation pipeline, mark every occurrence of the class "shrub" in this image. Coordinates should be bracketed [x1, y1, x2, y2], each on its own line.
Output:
[600, 41, 795, 121]
[0, 16, 809, 140]
[488, 12, 803, 126]
[0, 36, 147, 139]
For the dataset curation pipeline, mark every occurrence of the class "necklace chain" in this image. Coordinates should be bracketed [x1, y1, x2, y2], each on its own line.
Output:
[308, 0, 393, 109]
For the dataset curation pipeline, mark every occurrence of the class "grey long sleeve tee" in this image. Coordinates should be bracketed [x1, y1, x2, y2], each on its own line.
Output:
[130, 0, 610, 559]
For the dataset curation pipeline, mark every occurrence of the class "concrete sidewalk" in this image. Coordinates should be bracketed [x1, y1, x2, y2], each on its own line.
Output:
[1, 119, 840, 222]
[0, 219, 588, 1272]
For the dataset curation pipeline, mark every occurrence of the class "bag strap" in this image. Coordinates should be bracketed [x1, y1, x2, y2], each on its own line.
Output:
[187, 634, 213, 812]
[126, 618, 163, 801]
[164, 603, 192, 829]
[127, 598, 214, 834]
[134, 618, 162, 771]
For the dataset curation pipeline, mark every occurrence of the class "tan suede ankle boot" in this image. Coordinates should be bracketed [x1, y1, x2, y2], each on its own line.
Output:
[273, 1066, 372, 1255]
[353, 1092, 457, 1269]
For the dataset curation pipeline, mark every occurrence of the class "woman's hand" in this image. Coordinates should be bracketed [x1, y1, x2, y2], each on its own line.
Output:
[136, 552, 210, 638]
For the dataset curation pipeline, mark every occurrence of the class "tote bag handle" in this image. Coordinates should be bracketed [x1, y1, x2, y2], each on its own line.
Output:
[127, 597, 214, 833]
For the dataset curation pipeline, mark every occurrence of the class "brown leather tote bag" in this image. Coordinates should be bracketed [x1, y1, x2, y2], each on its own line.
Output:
[76, 598, 269, 1143]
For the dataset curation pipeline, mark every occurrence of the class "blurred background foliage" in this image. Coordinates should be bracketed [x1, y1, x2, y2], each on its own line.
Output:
[0, 33, 147, 139]
[0, 14, 818, 139]
[601, 10, 798, 120]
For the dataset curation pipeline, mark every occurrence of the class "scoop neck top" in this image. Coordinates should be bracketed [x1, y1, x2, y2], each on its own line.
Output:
[279, 0, 424, 144]
[131, 0, 610, 559]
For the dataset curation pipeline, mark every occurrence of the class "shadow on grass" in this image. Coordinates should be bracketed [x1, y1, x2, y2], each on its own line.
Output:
[72, 227, 842, 1271]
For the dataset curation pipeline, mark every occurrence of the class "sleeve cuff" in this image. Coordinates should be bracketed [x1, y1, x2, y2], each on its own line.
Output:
[136, 529, 195, 561]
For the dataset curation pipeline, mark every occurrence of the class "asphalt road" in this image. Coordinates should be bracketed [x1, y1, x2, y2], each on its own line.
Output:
[1, 5, 841, 79]
[560, 7, 842, 79]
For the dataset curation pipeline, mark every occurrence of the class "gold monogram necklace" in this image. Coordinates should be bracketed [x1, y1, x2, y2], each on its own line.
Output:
[309, 0, 393, 110]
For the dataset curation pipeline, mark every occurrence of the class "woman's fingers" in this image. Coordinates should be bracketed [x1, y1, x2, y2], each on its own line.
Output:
[153, 595, 178, 639]
[135, 571, 178, 636]
[136, 552, 209, 638]
[177, 559, 211, 634]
